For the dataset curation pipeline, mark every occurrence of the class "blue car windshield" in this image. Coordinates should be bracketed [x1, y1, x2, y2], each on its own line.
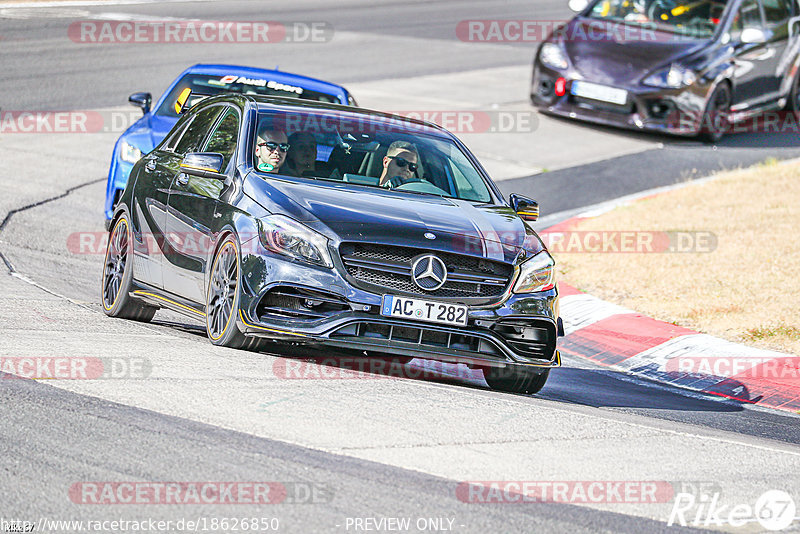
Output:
[587, 0, 730, 37]
[155, 73, 342, 118]
[253, 111, 494, 203]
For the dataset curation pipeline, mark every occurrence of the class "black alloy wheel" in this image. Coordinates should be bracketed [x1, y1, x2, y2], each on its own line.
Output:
[101, 215, 156, 321]
[206, 235, 263, 350]
[700, 83, 732, 144]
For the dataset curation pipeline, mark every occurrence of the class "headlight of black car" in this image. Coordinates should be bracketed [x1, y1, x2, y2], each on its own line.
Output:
[539, 42, 570, 71]
[258, 215, 333, 268]
[643, 64, 697, 89]
[513, 250, 556, 294]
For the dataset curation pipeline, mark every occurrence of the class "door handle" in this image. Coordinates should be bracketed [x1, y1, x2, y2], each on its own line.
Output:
[176, 174, 189, 186]
[145, 160, 156, 171]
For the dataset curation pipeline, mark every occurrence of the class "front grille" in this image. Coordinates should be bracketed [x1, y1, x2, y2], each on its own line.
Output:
[339, 243, 513, 300]
[571, 96, 634, 115]
[329, 321, 504, 359]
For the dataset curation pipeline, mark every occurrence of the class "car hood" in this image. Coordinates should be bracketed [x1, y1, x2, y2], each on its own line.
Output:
[243, 175, 543, 264]
[562, 18, 708, 85]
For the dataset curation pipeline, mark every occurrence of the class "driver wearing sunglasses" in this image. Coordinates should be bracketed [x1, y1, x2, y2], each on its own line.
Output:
[379, 141, 420, 188]
[255, 128, 290, 173]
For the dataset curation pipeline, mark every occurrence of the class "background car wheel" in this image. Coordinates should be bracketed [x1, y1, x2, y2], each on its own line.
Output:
[101, 214, 157, 322]
[205, 235, 263, 351]
[483, 366, 550, 395]
[699, 83, 731, 144]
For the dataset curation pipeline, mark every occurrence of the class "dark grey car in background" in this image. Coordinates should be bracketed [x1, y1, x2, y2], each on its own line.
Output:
[532, 0, 800, 141]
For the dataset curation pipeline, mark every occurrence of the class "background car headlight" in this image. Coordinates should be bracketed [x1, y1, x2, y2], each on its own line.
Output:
[540, 42, 569, 70]
[258, 215, 333, 268]
[120, 141, 143, 164]
[643, 64, 697, 89]
[513, 250, 556, 293]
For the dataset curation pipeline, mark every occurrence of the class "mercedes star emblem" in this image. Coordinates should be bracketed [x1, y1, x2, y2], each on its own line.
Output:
[411, 255, 447, 291]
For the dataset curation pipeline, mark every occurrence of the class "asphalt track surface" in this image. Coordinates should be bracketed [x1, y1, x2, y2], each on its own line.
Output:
[2, 1, 800, 533]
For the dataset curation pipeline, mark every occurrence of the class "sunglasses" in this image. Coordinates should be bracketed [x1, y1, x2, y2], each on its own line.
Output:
[258, 141, 290, 153]
[388, 156, 418, 172]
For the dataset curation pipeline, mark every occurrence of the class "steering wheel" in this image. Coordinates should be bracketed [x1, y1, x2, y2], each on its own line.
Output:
[395, 180, 450, 196]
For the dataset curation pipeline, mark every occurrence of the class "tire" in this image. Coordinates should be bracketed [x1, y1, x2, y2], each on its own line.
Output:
[699, 83, 732, 144]
[483, 366, 550, 395]
[785, 67, 800, 118]
[205, 235, 264, 351]
[101, 214, 157, 322]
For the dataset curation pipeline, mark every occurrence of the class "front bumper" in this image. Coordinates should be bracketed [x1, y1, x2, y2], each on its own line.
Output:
[531, 63, 711, 136]
[236, 242, 561, 370]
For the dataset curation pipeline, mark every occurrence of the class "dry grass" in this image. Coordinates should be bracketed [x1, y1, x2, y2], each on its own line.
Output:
[552, 159, 800, 355]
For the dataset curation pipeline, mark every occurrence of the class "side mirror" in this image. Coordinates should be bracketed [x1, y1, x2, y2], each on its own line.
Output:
[568, 0, 589, 12]
[509, 193, 539, 222]
[740, 27, 768, 44]
[180, 153, 226, 179]
[129, 92, 152, 115]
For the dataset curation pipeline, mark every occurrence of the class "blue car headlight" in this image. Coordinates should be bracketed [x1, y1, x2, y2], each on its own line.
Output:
[643, 64, 697, 89]
[258, 215, 333, 268]
[513, 251, 556, 294]
[120, 140, 143, 164]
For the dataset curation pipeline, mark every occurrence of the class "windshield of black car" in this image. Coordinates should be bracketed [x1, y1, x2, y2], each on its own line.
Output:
[154, 74, 341, 118]
[252, 111, 494, 203]
[586, 0, 730, 38]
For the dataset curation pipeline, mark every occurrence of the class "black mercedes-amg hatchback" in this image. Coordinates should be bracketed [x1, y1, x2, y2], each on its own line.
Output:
[101, 94, 562, 394]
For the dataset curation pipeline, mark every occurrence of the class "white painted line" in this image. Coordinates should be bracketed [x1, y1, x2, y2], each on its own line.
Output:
[622, 334, 797, 373]
[559, 294, 634, 335]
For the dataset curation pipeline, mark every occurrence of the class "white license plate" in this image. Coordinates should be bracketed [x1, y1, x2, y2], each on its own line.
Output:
[380, 295, 468, 327]
[571, 81, 628, 106]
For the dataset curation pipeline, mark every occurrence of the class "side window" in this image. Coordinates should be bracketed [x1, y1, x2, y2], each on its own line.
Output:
[163, 118, 191, 152]
[203, 108, 239, 171]
[730, 0, 764, 38]
[762, 0, 792, 24]
[173, 106, 222, 156]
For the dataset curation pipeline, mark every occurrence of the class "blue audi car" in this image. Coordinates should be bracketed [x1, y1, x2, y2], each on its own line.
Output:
[105, 63, 357, 223]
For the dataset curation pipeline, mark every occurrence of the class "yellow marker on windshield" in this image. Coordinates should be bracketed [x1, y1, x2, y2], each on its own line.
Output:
[175, 87, 191, 115]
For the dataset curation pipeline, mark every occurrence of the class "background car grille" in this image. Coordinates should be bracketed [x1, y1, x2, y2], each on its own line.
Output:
[339, 242, 513, 300]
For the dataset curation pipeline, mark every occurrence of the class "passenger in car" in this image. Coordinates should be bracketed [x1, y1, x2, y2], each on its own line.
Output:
[283, 131, 318, 177]
[378, 141, 420, 188]
[255, 127, 289, 173]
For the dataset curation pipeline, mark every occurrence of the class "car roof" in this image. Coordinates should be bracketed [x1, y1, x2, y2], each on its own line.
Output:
[243, 95, 451, 138]
[183, 63, 349, 95]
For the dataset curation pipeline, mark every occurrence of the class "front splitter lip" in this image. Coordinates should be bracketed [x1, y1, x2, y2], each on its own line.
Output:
[537, 100, 701, 137]
[236, 310, 560, 370]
